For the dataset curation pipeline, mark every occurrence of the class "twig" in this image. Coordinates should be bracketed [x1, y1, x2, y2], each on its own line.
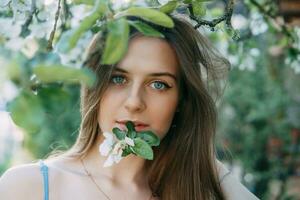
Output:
[190, 0, 235, 29]
[248, 0, 296, 43]
[20, 0, 37, 37]
[249, 0, 276, 18]
[0, 0, 12, 8]
[60, 0, 71, 31]
[47, 0, 62, 51]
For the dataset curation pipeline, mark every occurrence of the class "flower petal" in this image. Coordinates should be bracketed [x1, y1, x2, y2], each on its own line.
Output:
[103, 155, 115, 167]
[125, 137, 134, 146]
[112, 142, 122, 155]
[113, 153, 123, 163]
[99, 141, 112, 156]
[103, 131, 113, 140]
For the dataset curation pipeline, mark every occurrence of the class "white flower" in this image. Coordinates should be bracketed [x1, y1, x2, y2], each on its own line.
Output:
[103, 153, 123, 167]
[99, 131, 117, 156]
[125, 136, 134, 146]
[99, 131, 135, 167]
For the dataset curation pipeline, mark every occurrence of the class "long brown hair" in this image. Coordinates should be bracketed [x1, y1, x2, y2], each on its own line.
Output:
[65, 15, 230, 199]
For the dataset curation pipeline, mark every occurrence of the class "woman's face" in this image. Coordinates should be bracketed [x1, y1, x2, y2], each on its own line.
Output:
[98, 35, 180, 140]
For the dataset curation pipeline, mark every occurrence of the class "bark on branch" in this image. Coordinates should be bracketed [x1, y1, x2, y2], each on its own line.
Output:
[47, 0, 62, 51]
[190, 0, 235, 30]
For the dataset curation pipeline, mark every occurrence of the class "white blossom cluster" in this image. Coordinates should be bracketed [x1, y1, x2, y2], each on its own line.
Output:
[0, 0, 94, 67]
[0, 0, 55, 54]
[99, 131, 135, 167]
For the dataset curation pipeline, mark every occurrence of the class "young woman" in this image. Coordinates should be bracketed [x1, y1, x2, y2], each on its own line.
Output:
[0, 15, 259, 200]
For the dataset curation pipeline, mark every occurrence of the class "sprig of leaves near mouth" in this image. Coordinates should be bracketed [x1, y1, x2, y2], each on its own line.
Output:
[112, 121, 160, 160]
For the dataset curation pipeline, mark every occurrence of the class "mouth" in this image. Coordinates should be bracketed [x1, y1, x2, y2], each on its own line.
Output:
[116, 120, 149, 132]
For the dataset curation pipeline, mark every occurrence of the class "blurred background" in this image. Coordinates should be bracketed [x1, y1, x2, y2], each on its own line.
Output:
[0, 0, 299, 199]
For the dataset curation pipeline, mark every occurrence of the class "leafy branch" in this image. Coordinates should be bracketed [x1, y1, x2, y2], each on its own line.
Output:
[47, 0, 62, 51]
[191, 0, 235, 30]
[20, 0, 37, 37]
[248, 0, 296, 43]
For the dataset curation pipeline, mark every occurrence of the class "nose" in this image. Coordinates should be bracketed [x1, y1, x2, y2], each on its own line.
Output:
[124, 84, 146, 113]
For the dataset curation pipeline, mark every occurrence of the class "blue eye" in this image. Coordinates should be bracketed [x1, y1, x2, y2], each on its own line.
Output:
[150, 81, 170, 90]
[111, 75, 126, 84]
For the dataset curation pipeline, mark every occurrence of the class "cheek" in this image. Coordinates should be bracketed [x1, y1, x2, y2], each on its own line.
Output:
[149, 94, 178, 139]
[97, 89, 120, 132]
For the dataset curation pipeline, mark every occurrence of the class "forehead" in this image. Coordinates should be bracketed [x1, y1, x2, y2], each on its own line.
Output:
[116, 36, 179, 76]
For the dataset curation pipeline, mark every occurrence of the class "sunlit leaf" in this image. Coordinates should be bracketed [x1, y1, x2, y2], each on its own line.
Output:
[72, 0, 94, 5]
[159, 1, 178, 14]
[132, 138, 154, 160]
[101, 18, 129, 64]
[68, 0, 108, 51]
[192, 2, 206, 17]
[128, 20, 164, 38]
[137, 131, 160, 146]
[33, 65, 96, 87]
[116, 7, 174, 28]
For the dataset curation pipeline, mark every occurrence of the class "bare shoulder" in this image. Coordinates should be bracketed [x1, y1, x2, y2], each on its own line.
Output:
[0, 162, 44, 200]
[216, 160, 260, 200]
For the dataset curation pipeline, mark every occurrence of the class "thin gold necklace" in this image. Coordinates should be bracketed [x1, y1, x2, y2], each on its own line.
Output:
[80, 158, 153, 200]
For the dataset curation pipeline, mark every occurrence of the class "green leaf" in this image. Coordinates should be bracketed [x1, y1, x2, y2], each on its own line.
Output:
[125, 121, 137, 138]
[8, 91, 45, 133]
[112, 127, 126, 140]
[101, 18, 129, 64]
[73, 0, 94, 5]
[137, 131, 160, 146]
[159, 1, 178, 14]
[33, 65, 96, 87]
[68, 13, 100, 51]
[126, 121, 135, 132]
[116, 7, 174, 28]
[192, 2, 206, 17]
[6, 59, 21, 82]
[128, 131, 137, 138]
[68, 0, 108, 51]
[121, 146, 133, 157]
[128, 20, 164, 38]
[132, 138, 154, 160]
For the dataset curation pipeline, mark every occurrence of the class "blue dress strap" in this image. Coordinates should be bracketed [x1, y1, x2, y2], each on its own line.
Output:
[39, 160, 49, 200]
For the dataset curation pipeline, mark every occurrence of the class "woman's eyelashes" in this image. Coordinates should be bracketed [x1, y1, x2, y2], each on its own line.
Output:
[150, 81, 171, 90]
[111, 75, 126, 85]
[110, 74, 172, 91]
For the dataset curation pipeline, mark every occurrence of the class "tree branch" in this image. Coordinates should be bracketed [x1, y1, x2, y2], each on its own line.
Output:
[248, 0, 296, 43]
[0, 0, 12, 8]
[47, 0, 62, 51]
[20, 0, 37, 37]
[191, 0, 235, 30]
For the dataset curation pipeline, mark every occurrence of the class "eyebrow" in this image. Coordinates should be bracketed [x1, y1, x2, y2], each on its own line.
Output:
[114, 67, 177, 81]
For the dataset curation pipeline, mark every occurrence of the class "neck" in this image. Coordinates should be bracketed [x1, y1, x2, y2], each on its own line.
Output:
[82, 133, 148, 187]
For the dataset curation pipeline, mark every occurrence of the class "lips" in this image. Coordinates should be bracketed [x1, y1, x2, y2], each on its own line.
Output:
[116, 120, 149, 131]
[116, 120, 148, 126]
